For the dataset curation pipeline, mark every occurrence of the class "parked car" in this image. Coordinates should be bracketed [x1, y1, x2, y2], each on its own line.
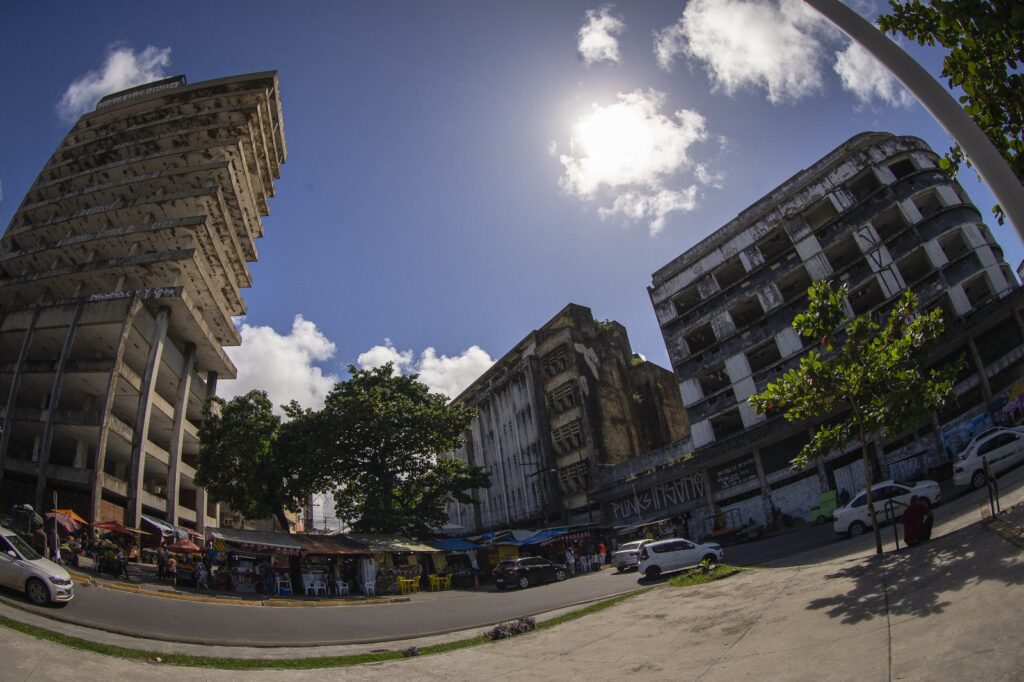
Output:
[952, 426, 1024, 489]
[832, 479, 940, 536]
[493, 556, 567, 590]
[610, 539, 651, 572]
[637, 538, 723, 580]
[0, 525, 74, 606]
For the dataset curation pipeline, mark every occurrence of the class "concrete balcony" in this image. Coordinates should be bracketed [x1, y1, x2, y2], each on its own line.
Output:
[102, 473, 128, 497]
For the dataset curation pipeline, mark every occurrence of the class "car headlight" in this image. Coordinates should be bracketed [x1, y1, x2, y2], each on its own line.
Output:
[48, 576, 71, 586]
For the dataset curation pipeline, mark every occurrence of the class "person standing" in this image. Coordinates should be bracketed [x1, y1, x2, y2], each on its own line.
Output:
[598, 541, 607, 567]
[920, 497, 935, 542]
[901, 496, 928, 547]
[117, 545, 131, 581]
[564, 547, 575, 576]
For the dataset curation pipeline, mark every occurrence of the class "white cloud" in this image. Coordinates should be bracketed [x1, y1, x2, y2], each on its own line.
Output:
[357, 341, 494, 400]
[557, 89, 712, 234]
[221, 315, 339, 413]
[834, 41, 914, 108]
[57, 45, 172, 122]
[654, 0, 830, 104]
[578, 6, 626, 66]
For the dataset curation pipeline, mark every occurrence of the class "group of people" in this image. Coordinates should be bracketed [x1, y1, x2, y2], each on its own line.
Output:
[563, 541, 607, 575]
[901, 496, 934, 547]
[155, 541, 211, 590]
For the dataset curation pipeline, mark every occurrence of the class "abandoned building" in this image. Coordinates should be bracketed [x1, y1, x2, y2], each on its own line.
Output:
[442, 303, 689, 533]
[594, 132, 1024, 539]
[0, 73, 287, 532]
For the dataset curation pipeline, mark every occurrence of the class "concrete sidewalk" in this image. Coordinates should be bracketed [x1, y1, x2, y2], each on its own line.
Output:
[4, 504, 1023, 681]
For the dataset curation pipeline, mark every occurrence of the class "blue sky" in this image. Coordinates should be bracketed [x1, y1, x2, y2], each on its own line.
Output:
[3, 0, 1022, 413]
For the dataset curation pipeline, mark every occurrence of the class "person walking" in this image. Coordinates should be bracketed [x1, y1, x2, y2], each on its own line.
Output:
[901, 496, 929, 547]
[195, 560, 210, 590]
[117, 545, 131, 581]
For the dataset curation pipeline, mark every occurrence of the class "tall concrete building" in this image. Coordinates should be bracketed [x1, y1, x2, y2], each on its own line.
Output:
[595, 133, 1024, 538]
[0, 73, 286, 531]
[443, 304, 689, 533]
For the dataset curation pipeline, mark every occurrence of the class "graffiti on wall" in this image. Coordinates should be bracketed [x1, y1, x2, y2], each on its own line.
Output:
[608, 472, 705, 523]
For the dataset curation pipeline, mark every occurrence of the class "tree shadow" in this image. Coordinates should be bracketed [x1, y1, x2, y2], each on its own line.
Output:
[805, 519, 1023, 625]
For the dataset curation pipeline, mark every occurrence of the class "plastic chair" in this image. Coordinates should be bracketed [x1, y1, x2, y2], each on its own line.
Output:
[334, 580, 349, 596]
[363, 581, 376, 597]
[429, 574, 441, 591]
[440, 574, 452, 590]
[276, 576, 292, 596]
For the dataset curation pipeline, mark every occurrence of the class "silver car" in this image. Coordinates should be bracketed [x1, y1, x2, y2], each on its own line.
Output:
[610, 539, 651, 572]
[0, 525, 74, 606]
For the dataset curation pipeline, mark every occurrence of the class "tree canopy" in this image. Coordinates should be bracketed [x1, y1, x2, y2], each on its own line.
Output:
[320, 364, 490, 536]
[879, 0, 1024, 222]
[196, 391, 329, 532]
[749, 281, 957, 553]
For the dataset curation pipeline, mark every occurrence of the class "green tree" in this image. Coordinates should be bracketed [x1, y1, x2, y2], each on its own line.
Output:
[196, 390, 328, 532]
[749, 282, 957, 554]
[321, 364, 490, 536]
[878, 0, 1024, 222]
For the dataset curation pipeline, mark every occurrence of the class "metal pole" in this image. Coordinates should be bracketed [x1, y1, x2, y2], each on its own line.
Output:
[805, 0, 1024, 239]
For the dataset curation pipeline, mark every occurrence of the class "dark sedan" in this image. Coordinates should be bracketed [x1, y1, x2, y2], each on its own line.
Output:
[493, 556, 567, 590]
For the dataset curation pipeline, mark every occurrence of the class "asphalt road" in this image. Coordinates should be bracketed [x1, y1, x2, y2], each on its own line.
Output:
[4, 463, 1020, 647]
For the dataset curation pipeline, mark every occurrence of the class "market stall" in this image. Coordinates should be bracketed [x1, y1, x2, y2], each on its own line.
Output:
[430, 537, 482, 588]
[207, 528, 303, 595]
[294, 534, 371, 597]
[345, 534, 444, 594]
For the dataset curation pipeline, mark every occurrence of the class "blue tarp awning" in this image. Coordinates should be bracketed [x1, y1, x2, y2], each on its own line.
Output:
[432, 538, 480, 552]
[520, 527, 569, 545]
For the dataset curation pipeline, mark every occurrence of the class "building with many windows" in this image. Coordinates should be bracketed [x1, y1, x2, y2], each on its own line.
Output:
[0, 73, 287, 532]
[443, 304, 688, 533]
[594, 132, 1024, 539]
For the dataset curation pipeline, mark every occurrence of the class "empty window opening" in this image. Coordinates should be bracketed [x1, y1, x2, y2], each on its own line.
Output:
[913, 190, 944, 220]
[776, 265, 812, 302]
[756, 229, 791, 263]
[872, 206, 909, 243]
[802, 197, 839, 233]
[672, 284, 702, 317]
[896, 248, 932, 285]
[748, 338, 782, 374]
[698, 365, 731, 396]
[709, 408, 744, 440]
[685, 322, 717, 355]
[847, 169, 883, 203]
[962, 274, 993, 309]
[825, 236, 862, 274]
[849, 277, 884, 316]
[713, 259, 747, 291]
[888, 157, 916, 180]
[926, 294, 960, 333]
[938, 228, 970, 262]
[730, 296, 765, 329]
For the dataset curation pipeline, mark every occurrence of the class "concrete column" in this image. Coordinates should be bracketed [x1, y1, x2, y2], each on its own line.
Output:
[165, 343, 196, 525]
[0, 310, 40, 488]
[89, 300, 142, 523]
[127, 307, 170, 528]
[752, 449, 773, 524]
[206, 371, 218, 399]
[35, 302, 85, 512]
[195, 484, 208, 534]
[966, 336, 994, 406]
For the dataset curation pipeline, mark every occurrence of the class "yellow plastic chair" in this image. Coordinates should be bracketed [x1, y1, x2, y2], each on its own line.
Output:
[429, 574, 441, 591]
[440, 574, 452, 590]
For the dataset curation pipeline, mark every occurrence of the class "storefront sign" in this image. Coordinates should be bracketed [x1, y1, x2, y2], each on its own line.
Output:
[710, 456, 758, 491]
[607, 472, 705, 523]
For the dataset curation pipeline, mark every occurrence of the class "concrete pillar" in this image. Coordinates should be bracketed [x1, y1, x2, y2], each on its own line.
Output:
[966, 336, 994, 406]
[195, 484, 208, 533]
[0, 310, 40, 489]
[165, 343, 195, 525]
[35, 302, 85, 512]
[127, 307, 170, 528]
[752, 449, 773, 524]
[89, 299, 142, 523]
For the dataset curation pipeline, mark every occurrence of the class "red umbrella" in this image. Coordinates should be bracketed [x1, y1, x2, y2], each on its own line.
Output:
[165, 538, 201, 554]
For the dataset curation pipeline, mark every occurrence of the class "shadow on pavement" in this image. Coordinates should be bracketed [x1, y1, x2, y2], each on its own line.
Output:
[805, 516, 1023, 625]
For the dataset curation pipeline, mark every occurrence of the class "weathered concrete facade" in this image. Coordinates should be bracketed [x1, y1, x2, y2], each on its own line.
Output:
[595, 133, 1024, 539]
[443, 304, 688, 533]
[0, 73, 287, 531]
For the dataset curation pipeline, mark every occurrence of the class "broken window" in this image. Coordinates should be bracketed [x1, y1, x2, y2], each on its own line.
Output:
[541, 346, 570, 377]
[685, 322, 716, 355]
[962, 273, 993, 309]
[849, 277, 884, 316]
[713, 258, 747, 291]
[747, 338, 782, 374]
[698, 365, 731, 396]
[846, 169, 883, 203]
[729, 296, 765, 330]
[709, 408, 744, 440]
[824, 236, 862, 275]
[776, 265, 812, 302]
[895, 247, 932, 286]
[802, 197, 839, 233]
[546, 380, 577, 414]
[913, 190, 944, 220]
[559, 460, 590, 495]
[888, 157, 916, 180]
[938, 228, 970, 262]
[551, 420, 584, 454]
[672, 283, 702, 317]
[871, 206, 909, 244]
[755, 229, 791, 263]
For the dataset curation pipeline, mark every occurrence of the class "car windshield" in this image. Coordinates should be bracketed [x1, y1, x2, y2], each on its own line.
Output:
[3, 533, 41, 560]
[496, 561, 518, 570]
[618, 541, 643, 551]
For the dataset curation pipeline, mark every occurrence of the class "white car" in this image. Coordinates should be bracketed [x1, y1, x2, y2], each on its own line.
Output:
[637, 538, 724, 580]
[610, 540, 651, 572]
[952, 426, 1024, 489]
[832, 479, 940, 536]
[0, 525, 74, 606]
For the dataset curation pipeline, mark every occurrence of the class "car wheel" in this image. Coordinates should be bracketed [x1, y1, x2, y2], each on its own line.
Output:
[26, 578, 51, 606]
[517, 575, 529, 590]
[702, 554, 718, 564]
[971, 470, 987, 489]
[848, 521, 867, 537]
[644, 566, 661, 581]
[554, 569, 566, 582]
